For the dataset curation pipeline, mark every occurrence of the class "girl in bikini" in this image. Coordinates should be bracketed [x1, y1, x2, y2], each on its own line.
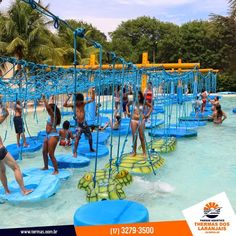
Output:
[126, 91, 153, 157]
[41, 95, 61, 175]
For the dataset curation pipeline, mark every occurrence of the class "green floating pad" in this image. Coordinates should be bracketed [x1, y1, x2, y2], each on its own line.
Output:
[106, 153, 165, 174]
[78, 169, 133, 202]
[140, 137, 177, 153]
[74, 200, 149, 226]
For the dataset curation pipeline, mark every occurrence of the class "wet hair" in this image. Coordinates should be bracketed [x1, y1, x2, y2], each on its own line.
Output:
[63, 120, 70, 130]
[138, 91, 144, 104]
[75, 93, 84, 102]
[148, 81, 152, 86]
[216, 104, 223, 118]
[215, 96, 219, 101]
[115, 114, 121, 123]
[49, 104, 61, 126]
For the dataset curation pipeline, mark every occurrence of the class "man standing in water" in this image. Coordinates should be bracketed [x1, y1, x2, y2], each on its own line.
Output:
[64, 88, 96, 157]
[0, 100, 32, 195]
[13, 101, 28, 147]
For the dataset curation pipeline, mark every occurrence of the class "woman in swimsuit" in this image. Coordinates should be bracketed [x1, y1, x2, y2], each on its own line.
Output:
[211, 104, 227, 124]
[0, 102, 32, 195]
[126, 91, 153, 157]
[41, 95, 61, 175]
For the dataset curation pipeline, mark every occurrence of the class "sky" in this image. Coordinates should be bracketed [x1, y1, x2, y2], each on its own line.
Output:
[0, 0, 229, 38]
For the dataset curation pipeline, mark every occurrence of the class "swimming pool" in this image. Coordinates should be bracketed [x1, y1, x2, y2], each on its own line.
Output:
[0, 96, 236, 228]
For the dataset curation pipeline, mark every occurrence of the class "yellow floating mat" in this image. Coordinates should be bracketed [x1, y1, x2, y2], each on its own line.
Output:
[78, 169, 133, 202]
[140, 137, 177, 153]
[105, 153, 165, 174]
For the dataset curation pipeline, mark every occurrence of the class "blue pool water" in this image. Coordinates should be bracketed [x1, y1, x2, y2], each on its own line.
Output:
[0, 96, 236, 228]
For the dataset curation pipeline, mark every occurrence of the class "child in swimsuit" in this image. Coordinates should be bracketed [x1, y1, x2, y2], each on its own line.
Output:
[211, 104, 227, 124]
[59, 120, 74, 146]
[100, 113, 121, 131]
[63, 88, 95, 157]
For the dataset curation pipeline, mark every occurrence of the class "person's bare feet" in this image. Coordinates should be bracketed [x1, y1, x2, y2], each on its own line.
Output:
[41, 167, 48, 171]
[73, 152, 77, 158]
[5, 189, 10, 195]
[23, 143, 29, 148]
[52, 170, 59, 175]
[131, 152, 136, 157]
[143, 152, 147, 158]
[22, 189, 33, 195]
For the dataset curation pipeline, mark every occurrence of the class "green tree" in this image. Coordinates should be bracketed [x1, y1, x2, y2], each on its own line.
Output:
[0, 0, 65, 65]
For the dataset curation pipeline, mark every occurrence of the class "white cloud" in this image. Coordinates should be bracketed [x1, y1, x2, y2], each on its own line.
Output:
[115, 0, 196, 6]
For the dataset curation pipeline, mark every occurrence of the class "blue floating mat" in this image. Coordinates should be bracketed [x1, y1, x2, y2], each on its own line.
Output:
[0, 175, 60, 204]
[6, 137, 42, 154]
[232, 108, 236, 113]
[180, 116, 213, 122]
[170, 123, 198, 129]
[77, 143, 109, 158]
[190, 111, 212, 117]
[74, 200, 149, 226]
[180, 120, 206, 127]
[99, 109, 113, 114]
[208, 95, 222, 99]
[8, 149, 19, 161]
[37, 129, 60, 140]
[145, 119, 164, 129]
[61, 111, 73, 116]
[121, 118, 131, 124]
[70, 119, 76, 127]
[87, 116, 110, 127]
[51, 153, 90, 169]
[149, 128, 197, 138]
[104, 125, 130, 136]
[91, 131, 110, 144]
[22, 167, 72, 180]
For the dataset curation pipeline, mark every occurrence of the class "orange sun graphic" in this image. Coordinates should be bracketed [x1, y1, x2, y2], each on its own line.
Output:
[204, 202, 219, 211]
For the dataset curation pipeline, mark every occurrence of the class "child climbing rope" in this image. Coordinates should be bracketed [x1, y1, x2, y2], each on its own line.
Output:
[64, 88, 96, 157]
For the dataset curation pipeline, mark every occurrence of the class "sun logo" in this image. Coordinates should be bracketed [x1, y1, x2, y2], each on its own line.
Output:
[203, 202, 222, 219]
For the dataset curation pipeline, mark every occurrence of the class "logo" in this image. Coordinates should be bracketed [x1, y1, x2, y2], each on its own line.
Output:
[203, 202, 221, 219]
[182, 192, 236, 236]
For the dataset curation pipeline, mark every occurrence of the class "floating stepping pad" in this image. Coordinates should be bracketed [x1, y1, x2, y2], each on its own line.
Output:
[179, 116, 213, 122]
[51, 153, 90, 169]
[141, 137, 177, 153]
[74, 200, 149, 226]
[104, 124, 130, 136]
[145, 119, 164, 129]
[99, 109, 113, 114]
[37, 129, 60, 140]
[106, 152, 165, 174]
[22, 167, 72, 180]
[0, 175, 60, 204]
[61, 111, 74, 116]
[149, 128, 197, 138]
[170, 123, 198, 129]
[180, 120, 206, 127]
[233, 108, 236, 113]
[80, 131, 110, 145]
[190, 111, 212, 117]
[77, 143, 109, 158]
[78, 169, 133, 202]
[6, 136, 42, 154]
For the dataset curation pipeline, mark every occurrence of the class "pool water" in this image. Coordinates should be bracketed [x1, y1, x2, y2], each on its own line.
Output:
[0, 96, 236, 228]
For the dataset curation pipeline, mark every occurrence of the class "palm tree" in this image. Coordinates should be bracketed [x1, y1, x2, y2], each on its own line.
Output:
[229, 0, 236, 18]
[0, 0, 66, 65]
